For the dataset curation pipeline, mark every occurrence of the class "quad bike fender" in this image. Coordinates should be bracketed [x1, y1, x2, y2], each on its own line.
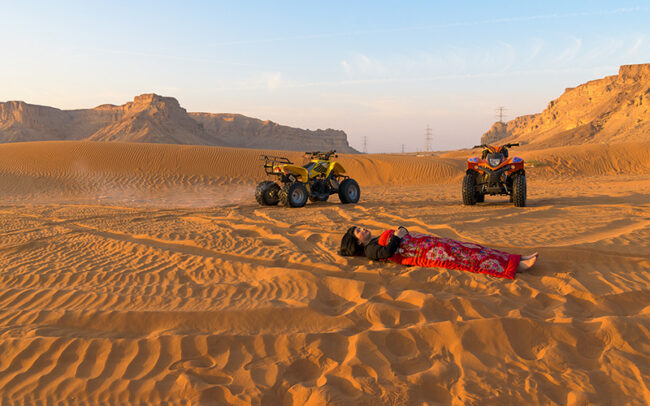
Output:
[279, 165, 309, 183]
[505, 157, 525, 174]
[467, 157, 480, 171]
[325, 162, 346, 177]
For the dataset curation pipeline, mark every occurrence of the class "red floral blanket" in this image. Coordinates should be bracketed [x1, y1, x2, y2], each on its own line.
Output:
[378, 230, 520, 279]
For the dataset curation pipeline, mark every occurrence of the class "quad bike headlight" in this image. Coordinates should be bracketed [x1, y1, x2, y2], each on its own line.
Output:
[488, 157, 502, 167]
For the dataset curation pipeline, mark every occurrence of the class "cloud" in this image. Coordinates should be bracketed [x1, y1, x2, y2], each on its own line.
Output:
[522, 39, 545, 65]
[210, 64, 620, 93]
[206, 7, 647, 48]
[584, 38, 625, 60]
[556, 36, 582, 63]
[217, 71, 284, 91]
[628, 35, 645, 56]
[339, 53, 386, 77]
[266, 72, 282, 90]
[340, 60, 351, 75]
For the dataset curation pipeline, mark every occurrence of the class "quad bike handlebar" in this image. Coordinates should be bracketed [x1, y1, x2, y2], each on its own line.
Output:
[305, 150, 338, 160]
[473, 143, 519, 149]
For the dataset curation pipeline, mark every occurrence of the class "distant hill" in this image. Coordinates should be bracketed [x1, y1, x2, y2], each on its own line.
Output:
[482, 63, 650, 147]
[0, 94, 358, 153]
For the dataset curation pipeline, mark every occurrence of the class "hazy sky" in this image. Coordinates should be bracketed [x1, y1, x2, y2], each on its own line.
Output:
[1, 1, 648, 152]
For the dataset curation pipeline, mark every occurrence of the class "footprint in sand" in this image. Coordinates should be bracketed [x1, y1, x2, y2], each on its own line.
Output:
[170, 358, 233, 385]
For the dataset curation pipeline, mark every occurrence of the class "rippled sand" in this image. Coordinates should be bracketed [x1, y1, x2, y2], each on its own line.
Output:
[0, 141, 648, 405]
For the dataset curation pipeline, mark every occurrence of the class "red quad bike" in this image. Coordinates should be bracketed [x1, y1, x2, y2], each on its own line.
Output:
[463, 143, 527, 207]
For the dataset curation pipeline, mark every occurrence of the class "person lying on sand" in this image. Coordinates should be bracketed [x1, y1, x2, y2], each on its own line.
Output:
[340, 226, 538, 279]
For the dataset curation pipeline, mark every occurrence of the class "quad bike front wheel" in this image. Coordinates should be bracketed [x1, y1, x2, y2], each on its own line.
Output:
[462, 172, 477, 205]
[280, 182, 309, 208]
[338, 179, 360, 204]
[512, 173, 527, 207]
[255, 181, 281, 206]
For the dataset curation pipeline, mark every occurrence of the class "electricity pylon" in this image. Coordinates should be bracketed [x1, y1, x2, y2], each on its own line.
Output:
[425, 125, 433, 152]
[496, 106, 507, 122]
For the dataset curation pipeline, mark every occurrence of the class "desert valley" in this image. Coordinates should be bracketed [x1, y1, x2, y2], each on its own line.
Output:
[0, 64, 648, 405]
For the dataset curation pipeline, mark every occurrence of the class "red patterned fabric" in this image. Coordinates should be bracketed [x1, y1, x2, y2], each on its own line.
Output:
[378, 230, 520, 279]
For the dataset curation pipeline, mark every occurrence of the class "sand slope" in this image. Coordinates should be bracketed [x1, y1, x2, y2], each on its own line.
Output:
[0, 141, 467, 206]
[1, 141, 649, 204]
[0, 141, 649, 405]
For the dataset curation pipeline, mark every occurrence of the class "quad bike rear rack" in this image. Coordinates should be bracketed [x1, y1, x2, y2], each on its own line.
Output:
[260, 154, 293, 175]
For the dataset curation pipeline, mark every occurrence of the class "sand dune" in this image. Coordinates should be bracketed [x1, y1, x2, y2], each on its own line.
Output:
[1, 141, 649, 206]
[445, 142, 650, 178]
[0, 141, 466, 206]
[0, 141, 649, 405]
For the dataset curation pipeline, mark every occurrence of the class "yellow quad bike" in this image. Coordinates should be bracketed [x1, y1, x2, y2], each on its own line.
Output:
[256, 150, 360, 208]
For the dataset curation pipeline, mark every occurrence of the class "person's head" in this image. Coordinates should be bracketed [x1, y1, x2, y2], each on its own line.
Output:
[340, 226, 372, 256]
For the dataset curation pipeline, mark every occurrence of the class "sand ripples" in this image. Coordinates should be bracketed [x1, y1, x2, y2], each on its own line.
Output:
[0, 142, 649, 404]
[0, 182, 647, 405]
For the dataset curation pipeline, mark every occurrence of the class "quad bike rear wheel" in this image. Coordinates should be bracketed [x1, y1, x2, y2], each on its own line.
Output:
[512, 173, 527, 207]
[462, 172, 477, 205]
[280, 182, 309, 208]
[338, 179, 360, 204]
[255, 181, 281, 206]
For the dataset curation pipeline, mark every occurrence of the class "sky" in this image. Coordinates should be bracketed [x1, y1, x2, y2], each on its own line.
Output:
[1, 1, 649, 153]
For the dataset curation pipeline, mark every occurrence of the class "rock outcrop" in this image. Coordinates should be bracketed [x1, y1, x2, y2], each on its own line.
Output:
[191, 113, 351, 152]
[0, 94, 358, 153]
[481, 121, 511, 144]
[481, 64, 650, 147]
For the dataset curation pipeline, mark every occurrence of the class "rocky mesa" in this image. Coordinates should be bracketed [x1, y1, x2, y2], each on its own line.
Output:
[482, 63, 650, 147]
[0, 94, 359, 153]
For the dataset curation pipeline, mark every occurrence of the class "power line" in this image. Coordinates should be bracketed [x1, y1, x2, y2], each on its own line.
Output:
[401, 144, 405, 153]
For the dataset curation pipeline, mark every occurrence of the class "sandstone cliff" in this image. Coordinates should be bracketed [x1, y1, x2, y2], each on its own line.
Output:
[0, 94, 358, 153]
[481, 64, 650, 147]
[191, 113, 351, 152]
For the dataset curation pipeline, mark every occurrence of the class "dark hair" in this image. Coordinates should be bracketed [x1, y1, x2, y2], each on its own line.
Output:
[340, 226, 364, 256]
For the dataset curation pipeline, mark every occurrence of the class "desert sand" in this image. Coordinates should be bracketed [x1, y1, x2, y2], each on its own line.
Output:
[0, 141, 649, 405]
